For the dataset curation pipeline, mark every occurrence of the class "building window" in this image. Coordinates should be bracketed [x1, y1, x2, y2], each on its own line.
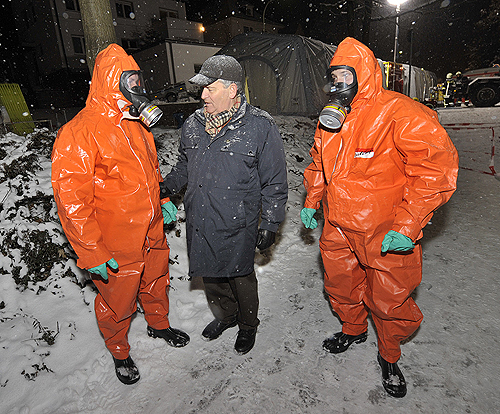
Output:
[116, 1, 134, 19]
[245, 5, 254, 16]
[160, 9, 179, 19]
[65, 0, 80, 11]
[122, 38, 139, 51]
[72, 36, 85, 54]
[22, 5, 37, 28]
[243, 26, 253, 33]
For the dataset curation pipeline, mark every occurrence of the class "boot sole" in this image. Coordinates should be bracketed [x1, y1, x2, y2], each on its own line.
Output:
[116, 371, 140, 385]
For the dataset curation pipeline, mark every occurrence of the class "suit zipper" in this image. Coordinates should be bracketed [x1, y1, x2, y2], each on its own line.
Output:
[119, 123, 155, 227]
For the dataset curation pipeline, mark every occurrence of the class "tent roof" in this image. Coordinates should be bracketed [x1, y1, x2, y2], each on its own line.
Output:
[218, 32, 337, 115]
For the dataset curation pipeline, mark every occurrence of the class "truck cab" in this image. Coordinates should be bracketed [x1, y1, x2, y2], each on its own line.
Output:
[462, 67, 500, 107]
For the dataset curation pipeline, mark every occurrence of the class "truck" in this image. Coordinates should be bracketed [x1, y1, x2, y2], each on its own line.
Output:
[151, 81, 201, 103]
[461, 66, 500, 107]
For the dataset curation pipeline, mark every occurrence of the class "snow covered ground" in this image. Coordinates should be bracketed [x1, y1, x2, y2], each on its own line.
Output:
[0, 107, 499, 413]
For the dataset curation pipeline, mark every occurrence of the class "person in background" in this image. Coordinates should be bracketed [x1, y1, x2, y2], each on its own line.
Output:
[161, 55, 288, 355]
[301, 37, 458, 398]
[52, 44, 189, 385]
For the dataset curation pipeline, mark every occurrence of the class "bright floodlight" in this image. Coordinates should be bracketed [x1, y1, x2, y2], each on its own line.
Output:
[387, 0, 408, 5]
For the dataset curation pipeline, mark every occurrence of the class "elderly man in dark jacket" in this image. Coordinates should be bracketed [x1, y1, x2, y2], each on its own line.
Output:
[161, 55, 287, 355]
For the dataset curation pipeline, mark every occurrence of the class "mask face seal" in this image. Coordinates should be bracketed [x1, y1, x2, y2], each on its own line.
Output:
[119, 70, 163, 127]
[319, 65, 358, 129]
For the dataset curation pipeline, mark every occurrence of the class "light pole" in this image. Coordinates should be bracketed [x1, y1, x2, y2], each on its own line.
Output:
[387, 0, 408, 63]
[388, 0, 408, 93]
[262, 0, 276, 33]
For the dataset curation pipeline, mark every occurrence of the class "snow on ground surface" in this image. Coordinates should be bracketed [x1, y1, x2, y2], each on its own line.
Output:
[0, 107, 499, 413]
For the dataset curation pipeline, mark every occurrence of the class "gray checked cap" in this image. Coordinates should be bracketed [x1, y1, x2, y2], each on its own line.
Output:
[189, 55, 243, 86]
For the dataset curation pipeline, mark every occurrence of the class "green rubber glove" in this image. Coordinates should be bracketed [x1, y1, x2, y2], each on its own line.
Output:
[300, 207, 318, 229]
[161, 201, 178, 224]
[381, 230, 415, 253]
[88, 258, 119, 280]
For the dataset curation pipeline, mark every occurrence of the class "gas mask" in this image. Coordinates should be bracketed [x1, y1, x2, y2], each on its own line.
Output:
[319, 65, 358, 129]
[119, 70, 163, 127]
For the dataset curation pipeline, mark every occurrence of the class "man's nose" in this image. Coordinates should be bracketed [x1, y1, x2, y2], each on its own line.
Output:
[201, 88, 209, 100]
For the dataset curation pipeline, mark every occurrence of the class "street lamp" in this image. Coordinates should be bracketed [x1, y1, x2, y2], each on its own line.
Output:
[262, 0, 276, 33]
[387, 0, 408, 63]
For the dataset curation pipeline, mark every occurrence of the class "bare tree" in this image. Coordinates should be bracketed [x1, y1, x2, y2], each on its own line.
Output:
[79, 0, 118, 76]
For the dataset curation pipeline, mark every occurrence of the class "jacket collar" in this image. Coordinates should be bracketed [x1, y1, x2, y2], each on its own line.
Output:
[195, 95, 248, 126]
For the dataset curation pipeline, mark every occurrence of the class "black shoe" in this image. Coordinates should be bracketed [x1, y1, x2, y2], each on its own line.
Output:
[234, 328, 257, 355]
[322, 331, 368, 354]
[201, 319, 237, 341]
[113, 356, 140, 385]
[377, 353, 407, 398]
[147, 326, 190, 347]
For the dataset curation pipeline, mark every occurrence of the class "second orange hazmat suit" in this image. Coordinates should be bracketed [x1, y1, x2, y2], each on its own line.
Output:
[52, 44, 172, 359]
[303, 38, 459, 363]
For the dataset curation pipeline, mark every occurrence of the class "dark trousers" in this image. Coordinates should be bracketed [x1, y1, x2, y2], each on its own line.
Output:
[203, 271, 259, 330]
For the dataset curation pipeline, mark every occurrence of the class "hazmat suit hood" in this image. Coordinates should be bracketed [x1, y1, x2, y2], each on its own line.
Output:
[329, 37, 383, 110]
[86, 43, 140, 122]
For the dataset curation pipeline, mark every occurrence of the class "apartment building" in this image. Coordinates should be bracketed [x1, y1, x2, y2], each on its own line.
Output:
[11, 0, 205, 105]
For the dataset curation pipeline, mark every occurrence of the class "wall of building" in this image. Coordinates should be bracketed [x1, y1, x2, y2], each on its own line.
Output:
[170, 43, 220, 83]
[12, 0, 202, 77]
[204, 17, 283, 45]
[133, 41, 220, 90]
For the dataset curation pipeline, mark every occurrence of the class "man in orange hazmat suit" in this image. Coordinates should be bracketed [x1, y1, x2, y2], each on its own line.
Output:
[301, 38, 458, 398]
[52, 44, 189, 385]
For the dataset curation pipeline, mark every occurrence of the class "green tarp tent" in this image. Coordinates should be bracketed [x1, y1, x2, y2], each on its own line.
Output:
[217, 32, 337, 116]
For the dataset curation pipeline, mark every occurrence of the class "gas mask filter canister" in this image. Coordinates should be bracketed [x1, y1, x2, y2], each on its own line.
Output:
[119, 70, 163, 127]
[319, 65, 358, 130]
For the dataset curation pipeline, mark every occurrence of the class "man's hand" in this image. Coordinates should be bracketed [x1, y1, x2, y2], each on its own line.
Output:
[256, 229, 276, 251]
[381, 230, 415, 253]
[88, 258, 119, 280]
[300, 208, 318, 229]
[161, 201, 178, 224]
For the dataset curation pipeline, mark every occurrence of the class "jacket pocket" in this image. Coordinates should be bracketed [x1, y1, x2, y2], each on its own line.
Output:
[208, 188, 246, 230]
[220, 139, 257, 165]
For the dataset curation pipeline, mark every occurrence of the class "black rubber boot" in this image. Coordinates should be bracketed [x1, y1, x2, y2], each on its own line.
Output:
[322, 331, 368, 353]
[234, 328, 257, 355]
[377, 353, 407, 398]
[201, 319, 237, 341]
[147, 326, 190, 347]
[113, 356, 140, 385]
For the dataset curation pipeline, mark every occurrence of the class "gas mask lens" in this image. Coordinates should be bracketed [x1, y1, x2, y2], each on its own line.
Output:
[328, 67, 355, 92]
[319, 65, 358, 130]
[119, 70, 163, 127]
[125, 72, 146, 94]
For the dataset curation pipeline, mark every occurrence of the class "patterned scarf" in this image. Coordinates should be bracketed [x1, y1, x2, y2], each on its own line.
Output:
[205, 95, 241, 138]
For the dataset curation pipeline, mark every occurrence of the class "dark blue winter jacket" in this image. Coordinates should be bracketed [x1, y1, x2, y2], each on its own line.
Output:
[163, 97, 288, 278]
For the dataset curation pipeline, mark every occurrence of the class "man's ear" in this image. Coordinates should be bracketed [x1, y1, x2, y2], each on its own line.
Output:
[229, 83, 238, 99]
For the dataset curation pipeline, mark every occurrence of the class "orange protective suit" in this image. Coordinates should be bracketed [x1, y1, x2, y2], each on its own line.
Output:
[303, 38, 458, 363]
[52, 44, 171, 359]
